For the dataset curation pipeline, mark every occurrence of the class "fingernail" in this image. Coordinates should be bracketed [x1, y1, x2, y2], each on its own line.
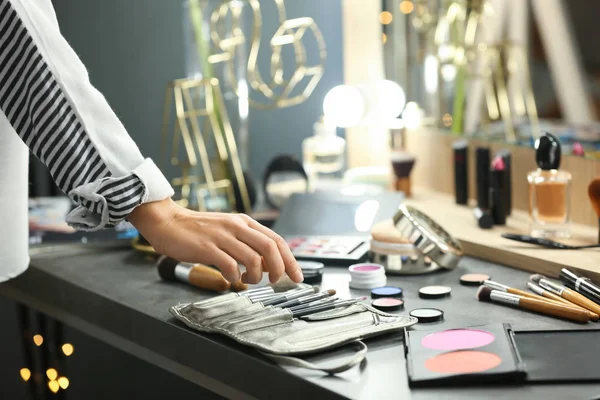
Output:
[241, 272, 248, 284]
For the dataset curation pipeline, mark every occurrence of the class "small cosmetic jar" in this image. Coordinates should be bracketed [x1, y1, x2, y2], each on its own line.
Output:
[369, 219, 442, 275]
[349, 263, 387, 289]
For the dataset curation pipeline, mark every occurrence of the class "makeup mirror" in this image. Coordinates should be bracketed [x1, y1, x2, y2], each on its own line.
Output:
[381, 0, 600, 159]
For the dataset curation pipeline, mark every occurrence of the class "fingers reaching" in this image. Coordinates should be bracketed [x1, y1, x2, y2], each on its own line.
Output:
[235, 225, 285, 283]
[246, 219, 303, 283]
[209, 247, 242, 283]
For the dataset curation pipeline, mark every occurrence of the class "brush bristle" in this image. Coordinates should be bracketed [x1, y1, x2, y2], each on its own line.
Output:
[530, 274, 543, 283]
[588, 178, 600, 217]
[327, 289, 336, 295]
[390, 152, 416, 178]
[476, 286, 492, 301]
[157, 256, 179, 281]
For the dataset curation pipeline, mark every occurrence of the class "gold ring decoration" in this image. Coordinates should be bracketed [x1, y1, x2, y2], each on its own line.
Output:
[198, 0, 327, 109]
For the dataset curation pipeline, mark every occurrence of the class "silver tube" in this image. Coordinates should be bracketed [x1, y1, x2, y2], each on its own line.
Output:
[539, 278, 565, 295]
[527, 282, 545, 296]
[483, 280, 510, 292]
[490, 290, 521, 306]
[240, 287, 274, 295]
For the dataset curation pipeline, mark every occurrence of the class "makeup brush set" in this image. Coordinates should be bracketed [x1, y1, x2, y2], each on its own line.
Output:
[474, 269, 600, 324]
[170, 284, 417, 374]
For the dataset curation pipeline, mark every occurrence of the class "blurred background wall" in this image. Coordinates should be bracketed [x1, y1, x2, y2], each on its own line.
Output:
[50, 0, 344, 184]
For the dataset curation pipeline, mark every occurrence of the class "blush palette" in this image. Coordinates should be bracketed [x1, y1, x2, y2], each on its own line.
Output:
[404, 324, 526, 387]
[284, 235, 370, 265]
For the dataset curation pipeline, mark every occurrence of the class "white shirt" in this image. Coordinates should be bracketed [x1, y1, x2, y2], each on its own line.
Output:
[0, 0, 174, 282]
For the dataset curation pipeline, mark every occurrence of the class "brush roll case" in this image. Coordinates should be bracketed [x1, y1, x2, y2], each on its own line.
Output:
[170, 287, 417, 374]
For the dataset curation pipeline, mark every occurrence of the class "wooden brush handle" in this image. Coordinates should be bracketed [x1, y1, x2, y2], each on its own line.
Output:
[509, 288, 546, 300]
[231, 280, 249, 292]
[510, 288, 599, 320]
[544, 291, 575, 306]
[189, 265, 231, 292]
[519, 297, 590, 323]
[564, 288, 600, 315]
[544, 292, 600, 320]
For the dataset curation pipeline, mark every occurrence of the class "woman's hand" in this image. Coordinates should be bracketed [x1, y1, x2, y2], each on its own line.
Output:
[128, 198, 303, 285]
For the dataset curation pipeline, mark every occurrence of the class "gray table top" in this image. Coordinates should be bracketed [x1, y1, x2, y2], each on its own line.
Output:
[1, 244, 599, 400]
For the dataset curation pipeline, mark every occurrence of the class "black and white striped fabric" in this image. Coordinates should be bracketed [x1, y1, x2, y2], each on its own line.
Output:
[0, 0, 145, 228]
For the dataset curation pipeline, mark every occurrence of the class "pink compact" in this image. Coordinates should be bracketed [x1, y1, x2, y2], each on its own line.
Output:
[349, 263, 387, 289]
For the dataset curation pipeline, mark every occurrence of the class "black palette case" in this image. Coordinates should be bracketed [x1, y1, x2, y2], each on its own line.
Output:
[404, 323, 527, 387]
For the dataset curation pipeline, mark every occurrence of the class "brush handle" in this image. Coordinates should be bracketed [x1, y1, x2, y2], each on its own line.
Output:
[508, 288, 545, 299]
[564, 288, 600, 315]
[519, 297, 590, 323]
[511, 288, 598, 319]
[540, 292, 599, 320]
[189, 265, 231, 292]
[541, 291, 599, 319]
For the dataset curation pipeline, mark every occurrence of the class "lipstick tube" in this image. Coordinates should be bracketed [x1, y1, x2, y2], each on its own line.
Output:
[453, 140, 469, 205]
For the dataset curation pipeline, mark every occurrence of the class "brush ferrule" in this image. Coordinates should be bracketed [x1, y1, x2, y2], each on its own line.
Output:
[527, 282, 544, 296]
[539, 279, 564, 295]
[484, 280, 509, 291]
[490, 290, 520, 306]
[174, 264, 192, 282]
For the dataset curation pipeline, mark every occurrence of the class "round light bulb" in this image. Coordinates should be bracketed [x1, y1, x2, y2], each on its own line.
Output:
[372, 80, 406, 120]
[323, 85, 365, 128]
[403, 102, 424, 129]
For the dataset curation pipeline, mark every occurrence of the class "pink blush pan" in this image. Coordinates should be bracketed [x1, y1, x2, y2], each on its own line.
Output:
[421, 329, 495, 351]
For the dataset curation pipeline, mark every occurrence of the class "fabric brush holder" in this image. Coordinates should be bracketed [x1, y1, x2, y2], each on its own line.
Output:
[170, 285, 417, 373]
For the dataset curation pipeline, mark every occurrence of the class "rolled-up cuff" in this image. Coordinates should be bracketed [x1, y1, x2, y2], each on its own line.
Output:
[65, 158, 174, 231]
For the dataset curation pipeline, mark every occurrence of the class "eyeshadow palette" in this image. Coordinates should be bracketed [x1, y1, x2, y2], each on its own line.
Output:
[404, 324, 527, 387]
[284, 235, 370, 265]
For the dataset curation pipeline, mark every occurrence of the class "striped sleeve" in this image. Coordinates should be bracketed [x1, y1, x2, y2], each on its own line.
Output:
[0, 0, 173, 230]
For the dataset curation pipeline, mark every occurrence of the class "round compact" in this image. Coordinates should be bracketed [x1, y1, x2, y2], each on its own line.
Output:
[349, 263, 387, 290]
[372, 298, 404, 312]
[419, 285, 452, 299]
[410, 308, 444, 323]
[460, 273, 491, 286]
[299, 261, 324, 284]
[369, 219, 442, 275]
[392, 205, 464, 270]
[371, 286, 403, 299]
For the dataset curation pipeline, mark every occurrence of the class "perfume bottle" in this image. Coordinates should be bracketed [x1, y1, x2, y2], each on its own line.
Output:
[527, 132, 572, 238]
[302, 118, 346, 185]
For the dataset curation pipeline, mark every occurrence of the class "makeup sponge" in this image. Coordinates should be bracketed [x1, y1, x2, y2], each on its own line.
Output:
[370, 219, 410, 244]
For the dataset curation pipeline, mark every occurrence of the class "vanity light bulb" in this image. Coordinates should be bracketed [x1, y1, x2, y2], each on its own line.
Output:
[403, 102, 424, 129]
[323, 85, 365, 128]
[372, 80, 406, 120]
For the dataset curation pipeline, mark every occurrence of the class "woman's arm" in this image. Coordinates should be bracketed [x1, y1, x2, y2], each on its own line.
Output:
[1, 0, 172, 230]
[0, 0, 302, 284]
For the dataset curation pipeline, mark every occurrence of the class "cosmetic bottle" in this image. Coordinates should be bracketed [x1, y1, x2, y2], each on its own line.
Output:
[527, 132, 572, 238]
[302, 118, 346, 184]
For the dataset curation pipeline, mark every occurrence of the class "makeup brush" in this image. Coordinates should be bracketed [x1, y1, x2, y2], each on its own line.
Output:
[288, 297, 338, 312]
[260, 286, 319, 306]
[530, 274, 600, 316]
[526, 282, 599, 320]
[276, 289, 336, 309]
[391, 151, 416, 196]
[588, 178, 600, 243]
[477, 286, 590, 323]
[157, 256, 247, 292]
[560, 268, 600, 304]
[484, 280, 598, 319]
[484, 280, 547, 300]
[502, 233, 600, 249]
[292, 297, 367, 318]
